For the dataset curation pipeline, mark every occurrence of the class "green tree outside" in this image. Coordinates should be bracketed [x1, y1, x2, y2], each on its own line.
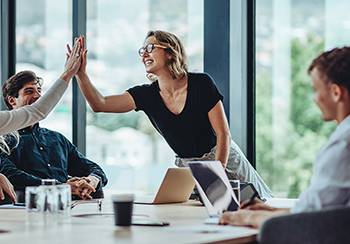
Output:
[256, 35, 337, 198]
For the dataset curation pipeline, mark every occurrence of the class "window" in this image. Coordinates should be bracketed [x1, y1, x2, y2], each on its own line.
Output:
[12, 0, 204, 197]
[256, 0, 350, 197]
[85, 0, 204, 196]
[16, 0, 73, 139]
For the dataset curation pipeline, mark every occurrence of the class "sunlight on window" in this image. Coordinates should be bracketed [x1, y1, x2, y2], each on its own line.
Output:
[256, 0, 349, 198]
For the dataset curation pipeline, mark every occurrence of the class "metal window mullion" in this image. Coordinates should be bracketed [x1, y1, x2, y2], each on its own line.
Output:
[72, 0, 87, 155]
[228, 0, 256, 167]
[204, 0, 230, 121]
[246, 0, 256, 168]
[1, 0, 16, 111]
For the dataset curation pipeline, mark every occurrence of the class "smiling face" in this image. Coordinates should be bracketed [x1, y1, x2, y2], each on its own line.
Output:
[141, 36, 171, 76]
[8, 81, 42, 110]
[311, 68, 337, 122]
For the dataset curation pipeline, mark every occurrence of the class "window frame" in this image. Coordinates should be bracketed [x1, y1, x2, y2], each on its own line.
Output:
[204, 0, 255, 167]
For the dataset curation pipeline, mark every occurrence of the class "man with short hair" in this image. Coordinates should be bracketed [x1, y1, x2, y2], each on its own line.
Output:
[0, 70, 108, 200]
[219, 46, 350, 228]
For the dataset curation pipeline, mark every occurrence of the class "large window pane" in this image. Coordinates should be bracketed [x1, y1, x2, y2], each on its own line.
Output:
[256, 0, 350, 197]
[86, 0, 204, 196]
[16, 0, 72, 139]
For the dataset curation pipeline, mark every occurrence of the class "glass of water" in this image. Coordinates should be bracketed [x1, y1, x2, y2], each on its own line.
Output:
[229, 180, 240, 204]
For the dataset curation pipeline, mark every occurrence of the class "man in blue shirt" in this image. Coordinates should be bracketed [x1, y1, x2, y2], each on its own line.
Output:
[0, 71, 108, 200]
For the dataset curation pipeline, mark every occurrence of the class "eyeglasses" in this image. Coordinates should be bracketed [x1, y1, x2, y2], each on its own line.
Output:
[138, 43, 167, 57]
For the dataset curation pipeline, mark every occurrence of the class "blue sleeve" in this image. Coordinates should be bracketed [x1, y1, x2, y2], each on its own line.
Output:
[64, 137, 108, 191]
[0, 155, 42, 190]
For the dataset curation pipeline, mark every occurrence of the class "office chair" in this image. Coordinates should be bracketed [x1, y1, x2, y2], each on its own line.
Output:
[258, 205, 350, 244]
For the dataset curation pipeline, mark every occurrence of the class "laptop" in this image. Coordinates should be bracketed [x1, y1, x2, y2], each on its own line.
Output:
[134, 167, 195, 204]
[188, 161, 239, 218]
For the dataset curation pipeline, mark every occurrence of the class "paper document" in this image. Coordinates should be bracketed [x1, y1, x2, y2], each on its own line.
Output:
[164, 224, 254, 233]
[265, 198, 298, 208]
[204, 217, 220, 225]
[0, 204, 25, 209]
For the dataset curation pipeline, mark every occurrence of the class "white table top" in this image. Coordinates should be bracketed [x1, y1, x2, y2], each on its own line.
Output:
[0, 199, 259, 244]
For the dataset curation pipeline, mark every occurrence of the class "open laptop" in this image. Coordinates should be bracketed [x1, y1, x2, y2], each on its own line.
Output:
[188, 161, 239, 218]
[134, 168, 195, 204]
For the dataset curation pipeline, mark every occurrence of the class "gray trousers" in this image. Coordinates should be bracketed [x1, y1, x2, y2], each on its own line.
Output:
[175, 140, 274, 198]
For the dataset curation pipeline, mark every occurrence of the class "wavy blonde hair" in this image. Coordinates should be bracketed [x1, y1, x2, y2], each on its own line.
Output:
[0, 132, 19, 155]
[145, 30, 189, 82]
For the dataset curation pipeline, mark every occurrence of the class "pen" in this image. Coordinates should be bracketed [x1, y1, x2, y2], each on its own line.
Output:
[241, 192, 258, 209]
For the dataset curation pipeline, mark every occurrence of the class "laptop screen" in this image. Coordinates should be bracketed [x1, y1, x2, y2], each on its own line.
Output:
[188, 161, 239, 216]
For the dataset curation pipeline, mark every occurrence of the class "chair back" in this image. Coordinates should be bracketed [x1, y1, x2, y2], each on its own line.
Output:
[259, 206, 350, 244]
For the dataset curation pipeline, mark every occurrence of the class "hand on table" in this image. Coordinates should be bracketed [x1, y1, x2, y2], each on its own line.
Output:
[219, 201, 290, 229]
[80, 175, 100, 200]
[64, 177, 96, 200]
[219, 210, 254, 227]
[239, 198, 277, 211]
[0, 173, 16, 203]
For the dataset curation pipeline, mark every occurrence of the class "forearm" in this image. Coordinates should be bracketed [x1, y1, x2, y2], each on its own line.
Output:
[215, 133, 231, 168]
[67, 146, 108, 190]
[0, 167, 42, 190]
[59, 71, 75, 83]
[250, 209, 291, 228]
[75, 73, 106, 112]
[220, 209, 291, 229]
[0, 79, 68, 135]
[87, 175, 100, 190]
[208, 101, 231, 168]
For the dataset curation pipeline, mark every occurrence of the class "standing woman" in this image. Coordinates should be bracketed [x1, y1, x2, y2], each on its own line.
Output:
[0, 38, 83, 202]
[74, 31, 273, 198]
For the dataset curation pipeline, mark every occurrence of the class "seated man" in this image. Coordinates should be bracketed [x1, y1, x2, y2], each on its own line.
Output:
[219, 46, 350, 228]
[0, 71, 108, 200]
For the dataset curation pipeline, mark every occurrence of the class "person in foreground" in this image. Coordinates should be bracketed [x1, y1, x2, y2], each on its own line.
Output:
[0, 38, 83, 203]
[219, 46, 350, 228]
[71, 31, 273, 198]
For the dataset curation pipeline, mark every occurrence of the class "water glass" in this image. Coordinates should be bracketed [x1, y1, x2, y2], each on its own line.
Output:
[25, 185, 71, 225]
[25, 186, 45, 225]
[57, 185, 71, 221]
[230, 180, 241, 203]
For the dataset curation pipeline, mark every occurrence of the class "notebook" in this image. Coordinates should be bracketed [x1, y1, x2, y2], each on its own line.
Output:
[188, 161, 239, 218]
[134, 167, 195, 204]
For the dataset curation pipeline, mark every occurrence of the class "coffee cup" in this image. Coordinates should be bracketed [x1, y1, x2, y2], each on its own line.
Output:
[112, 194, 134, 226]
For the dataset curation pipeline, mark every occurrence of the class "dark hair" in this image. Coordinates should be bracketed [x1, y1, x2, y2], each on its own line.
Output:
[145, 30, 189, 82]
[2, 70, 43, 110]
[308, 46, 350, 94]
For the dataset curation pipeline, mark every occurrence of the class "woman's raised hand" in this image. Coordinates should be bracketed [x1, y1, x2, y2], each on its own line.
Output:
[66, 35, 88, 77]
[59, 37, 83, 83]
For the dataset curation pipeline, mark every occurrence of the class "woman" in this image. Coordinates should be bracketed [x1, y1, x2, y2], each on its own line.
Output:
[73, 31, 273, 198]
[0, 37, 83, 203]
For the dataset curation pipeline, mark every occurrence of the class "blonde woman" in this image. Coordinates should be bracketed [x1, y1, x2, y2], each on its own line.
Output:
[0, 38, 82, 203]
[73, 31, 273, 198]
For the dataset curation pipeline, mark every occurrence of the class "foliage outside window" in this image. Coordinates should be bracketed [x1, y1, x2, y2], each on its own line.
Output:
[256, 0, 350, 198]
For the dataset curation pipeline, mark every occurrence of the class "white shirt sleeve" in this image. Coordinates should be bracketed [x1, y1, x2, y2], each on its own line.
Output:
[291, 139, 350, 213]
[0, 79, 68, 135]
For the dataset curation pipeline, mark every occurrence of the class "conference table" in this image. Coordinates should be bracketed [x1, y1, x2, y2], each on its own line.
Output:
[0, 198, 266, 244]
[0, 197, 297, 244]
